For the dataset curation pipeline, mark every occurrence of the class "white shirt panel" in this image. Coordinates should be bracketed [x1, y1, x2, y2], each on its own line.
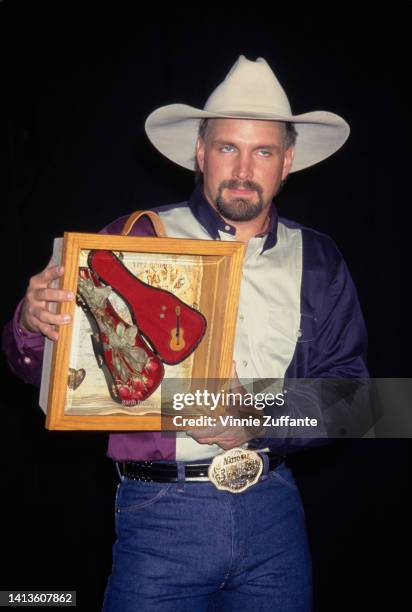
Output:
[234, 222, 303, 380]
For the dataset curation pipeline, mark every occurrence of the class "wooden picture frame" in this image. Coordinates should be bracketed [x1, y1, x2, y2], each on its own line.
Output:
[41, 232, 245, 430]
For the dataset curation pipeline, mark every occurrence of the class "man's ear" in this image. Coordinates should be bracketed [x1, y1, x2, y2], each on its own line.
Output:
[282, 145, 295, 180]
[196, 137, 205, 173]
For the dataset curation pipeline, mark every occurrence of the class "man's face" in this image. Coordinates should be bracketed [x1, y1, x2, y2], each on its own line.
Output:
[196, 118, 295, 222]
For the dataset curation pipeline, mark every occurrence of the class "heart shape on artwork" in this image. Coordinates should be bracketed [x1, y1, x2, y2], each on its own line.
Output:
[68, 368, 86, 390]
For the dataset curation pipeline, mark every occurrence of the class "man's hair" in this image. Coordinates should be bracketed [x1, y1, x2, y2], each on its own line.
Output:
[194, 118, 297, 185]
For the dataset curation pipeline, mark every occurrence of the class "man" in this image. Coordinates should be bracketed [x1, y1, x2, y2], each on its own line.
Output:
[2, 56, 368, 611]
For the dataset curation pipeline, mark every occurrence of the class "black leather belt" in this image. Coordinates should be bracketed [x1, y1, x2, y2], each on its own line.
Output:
[118, 451, 285, 483]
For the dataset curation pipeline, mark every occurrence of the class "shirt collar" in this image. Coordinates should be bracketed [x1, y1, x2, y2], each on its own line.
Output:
[187, 184, 278, 252]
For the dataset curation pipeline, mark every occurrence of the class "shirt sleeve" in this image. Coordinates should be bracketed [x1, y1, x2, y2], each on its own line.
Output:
[1, 214, 150, 389]
[1, 298, 45, 387]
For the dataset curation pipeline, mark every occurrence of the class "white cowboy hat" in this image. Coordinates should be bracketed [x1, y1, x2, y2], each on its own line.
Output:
[145, 55, 350, 173]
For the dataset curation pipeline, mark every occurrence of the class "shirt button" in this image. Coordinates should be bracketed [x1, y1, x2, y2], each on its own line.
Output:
[243, 360, 248, 367]
[224, 225, 231, 231]
[296, 329, 302, 338]
[23, 356, 31, 364]
[239, 314, 244, 321]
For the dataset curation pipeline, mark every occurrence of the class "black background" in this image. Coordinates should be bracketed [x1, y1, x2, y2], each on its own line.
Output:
[1, 2, 411, 610]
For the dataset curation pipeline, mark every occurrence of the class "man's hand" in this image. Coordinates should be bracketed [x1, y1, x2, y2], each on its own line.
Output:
[187, 362, 264, 451]
[20, 261, 74, 341]
[187, 415, 259, 451]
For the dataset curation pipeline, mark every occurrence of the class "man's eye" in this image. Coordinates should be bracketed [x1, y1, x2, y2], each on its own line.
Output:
[220, 145, 235, 153]
[257, 150, 271, 157]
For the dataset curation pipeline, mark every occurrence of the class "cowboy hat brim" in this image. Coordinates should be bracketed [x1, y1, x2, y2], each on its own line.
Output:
[145, 104, 350, 173]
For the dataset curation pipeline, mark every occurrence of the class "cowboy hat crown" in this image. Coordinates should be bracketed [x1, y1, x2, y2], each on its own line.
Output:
[203, 55, 292, 116]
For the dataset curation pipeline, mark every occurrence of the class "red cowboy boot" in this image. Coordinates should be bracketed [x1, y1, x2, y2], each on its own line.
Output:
[76, 267, 164, 406]
[88, 250, 207, 365]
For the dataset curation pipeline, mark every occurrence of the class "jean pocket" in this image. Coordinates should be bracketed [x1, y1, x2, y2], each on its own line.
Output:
[268, 464, 299, 492]
[115, 479, 172, 513]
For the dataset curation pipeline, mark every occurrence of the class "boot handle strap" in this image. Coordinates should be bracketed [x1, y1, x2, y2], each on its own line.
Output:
[121, 210, 167, 237]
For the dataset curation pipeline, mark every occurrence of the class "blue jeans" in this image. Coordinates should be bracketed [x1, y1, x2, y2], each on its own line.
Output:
[102, 461, 312, 611]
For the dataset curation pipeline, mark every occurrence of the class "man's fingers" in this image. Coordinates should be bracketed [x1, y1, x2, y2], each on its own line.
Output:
[37, 321, 60, 341]
[20, 262, 72, 337]
[187, 433, 219, 445]
[42, 264, 65, 287]
[188, 425, 245, 442]
[187, 428, 216, 440]
[194, 435, 243, 449]
[31, 306, 71, 326]
[28, 264, 64, 290]
[230, 360, 237, 380]
[230, 361, 248, 395]
[34, 287, 74, 303]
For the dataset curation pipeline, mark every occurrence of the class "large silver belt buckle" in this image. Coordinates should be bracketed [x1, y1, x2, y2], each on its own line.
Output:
[208, 448, 263, 493]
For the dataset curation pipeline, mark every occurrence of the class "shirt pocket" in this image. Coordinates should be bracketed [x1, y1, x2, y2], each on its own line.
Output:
[268, 309, 317, 344]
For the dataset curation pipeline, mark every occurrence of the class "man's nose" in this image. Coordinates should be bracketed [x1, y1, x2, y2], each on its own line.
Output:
[233, 154, 253, 181]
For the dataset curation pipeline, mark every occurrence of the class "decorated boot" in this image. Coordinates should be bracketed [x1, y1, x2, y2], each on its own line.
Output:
[76, 267, 164, 406]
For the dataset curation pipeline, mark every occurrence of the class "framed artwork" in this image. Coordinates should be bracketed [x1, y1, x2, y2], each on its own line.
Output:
[40, 232, 245, 430]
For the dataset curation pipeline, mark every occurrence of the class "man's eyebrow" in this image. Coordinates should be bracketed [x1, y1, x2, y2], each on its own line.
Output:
[212, 139, 281, 151]
[211, 139, 236, 146]
[254, 144, 282, 151]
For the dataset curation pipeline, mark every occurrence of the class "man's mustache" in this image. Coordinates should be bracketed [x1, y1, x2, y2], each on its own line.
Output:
[220, 180, 263, 194]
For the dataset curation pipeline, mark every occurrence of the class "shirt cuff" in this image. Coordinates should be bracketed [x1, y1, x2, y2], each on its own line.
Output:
[13, 299, 45, 352]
